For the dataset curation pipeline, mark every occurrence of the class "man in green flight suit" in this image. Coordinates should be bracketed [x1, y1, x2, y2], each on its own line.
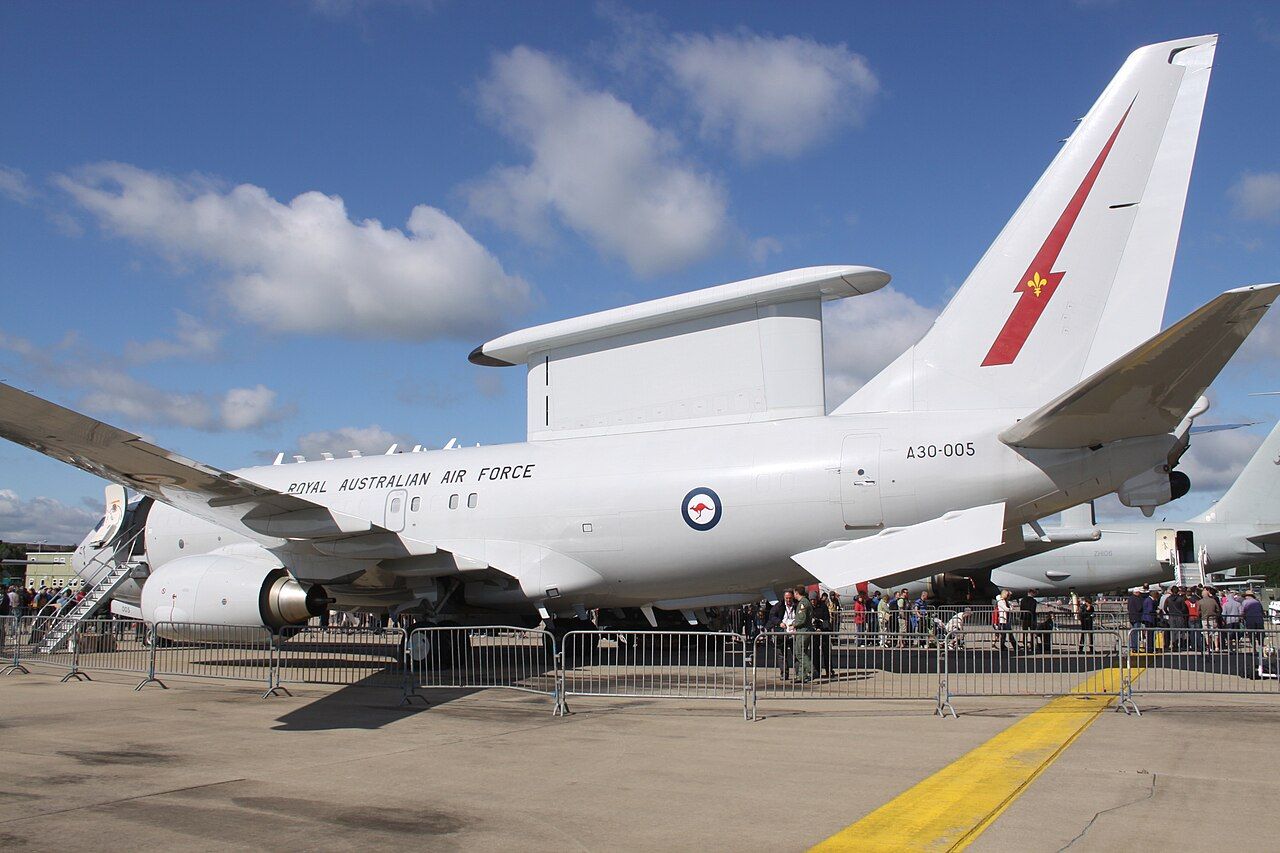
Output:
[792, 586, 814, 683]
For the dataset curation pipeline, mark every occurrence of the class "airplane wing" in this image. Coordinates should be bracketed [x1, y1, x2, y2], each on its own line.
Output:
[0, 382, 402, 544]
[791, 503, 1023, 589]
[1000, 284, 1280, 449]
[1189, 422, 1258, 435]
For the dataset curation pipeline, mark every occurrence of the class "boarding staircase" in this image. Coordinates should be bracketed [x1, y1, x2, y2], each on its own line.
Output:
[1174, 560, 1205, 588]
[35, 528, 147, 654]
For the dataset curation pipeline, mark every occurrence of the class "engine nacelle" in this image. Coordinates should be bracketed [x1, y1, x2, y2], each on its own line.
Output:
[141, 551, 327, 631]
[1118, 465, 1191, 516]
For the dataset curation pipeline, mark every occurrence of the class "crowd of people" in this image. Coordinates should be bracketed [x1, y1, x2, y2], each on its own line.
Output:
[1125, 584, 1267, 652]
[1, 581, 85, 620]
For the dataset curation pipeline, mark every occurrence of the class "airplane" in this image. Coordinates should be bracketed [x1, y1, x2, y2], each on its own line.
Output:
[984, 419, 1280, 596]
[0, 34, 1270, 639]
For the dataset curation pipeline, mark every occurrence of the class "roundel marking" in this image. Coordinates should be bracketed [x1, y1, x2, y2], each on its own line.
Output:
[681, 487, 722, 531]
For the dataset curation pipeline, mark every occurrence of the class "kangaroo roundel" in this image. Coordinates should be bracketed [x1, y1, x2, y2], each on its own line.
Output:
[682, 487, 722, 531]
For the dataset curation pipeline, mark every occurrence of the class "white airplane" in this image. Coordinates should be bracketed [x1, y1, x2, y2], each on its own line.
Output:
[0, 34, 1269, 636]
[985, 419, 1280, 596]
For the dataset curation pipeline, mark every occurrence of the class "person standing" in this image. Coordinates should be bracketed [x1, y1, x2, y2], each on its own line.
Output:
[1165, 586, 1189, 651]
[1141, 589, 1158, 653]
[793, 587, 814, 683]
[1127, 587, 1146, 652]
[913, 591, 931, 647]
[1242, 592, 1265, 652]
[1019, 589, 1039, 651]
[766, 590, 797, 679]
[876, 591, 890, 648]
[1077, 595, 1096, 653]
[1199, 587, 1221, 652]
[1222, 591, 1243, 650]
[996, 590, 1017, 653]
[852, 594, 867, 646]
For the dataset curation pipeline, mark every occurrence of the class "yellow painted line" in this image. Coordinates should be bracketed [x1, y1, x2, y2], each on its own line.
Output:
[812, 667, 1143, 853]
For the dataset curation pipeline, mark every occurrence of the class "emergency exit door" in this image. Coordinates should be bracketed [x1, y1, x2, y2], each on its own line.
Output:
[840, 434, 882, 529]
[385, 489, 407, 532]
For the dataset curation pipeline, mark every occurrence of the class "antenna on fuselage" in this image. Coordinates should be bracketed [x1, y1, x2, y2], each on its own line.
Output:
[272, 452, 284, 465]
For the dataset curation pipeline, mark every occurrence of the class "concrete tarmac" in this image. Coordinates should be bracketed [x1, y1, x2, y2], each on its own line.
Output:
[0, 670, 1276, 852]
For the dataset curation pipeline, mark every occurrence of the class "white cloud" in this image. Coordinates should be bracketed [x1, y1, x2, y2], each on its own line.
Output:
[0, 490, 100, 545]
[822, 287, 938, 405]
[295, 425, 414, 458]
[0, 329, 288, 433]
[0, 165, 37, 205]
[665, 32, 879, 160]
[307, 0, 437, 17]
[56, 162, 531, 341]
[1178, 429, 1265, 493]
[466, 46, 727, 276]
[1229, 171, 1280, 222]
[124, 311, 223, 364]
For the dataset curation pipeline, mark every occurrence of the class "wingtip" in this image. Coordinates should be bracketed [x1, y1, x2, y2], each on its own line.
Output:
[468, 344, 514, 367]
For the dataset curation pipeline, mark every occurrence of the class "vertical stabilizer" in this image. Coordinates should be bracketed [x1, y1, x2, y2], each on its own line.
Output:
[838, 35, 1216, 414]
[1197, 422, 1280, 525]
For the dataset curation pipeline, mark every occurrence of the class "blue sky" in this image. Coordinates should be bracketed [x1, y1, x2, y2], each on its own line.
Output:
[2, 0, 1280, 542]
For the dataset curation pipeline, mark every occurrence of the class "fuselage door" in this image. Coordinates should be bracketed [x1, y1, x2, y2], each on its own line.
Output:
[840, 434, 883, 529]
[385, 489, 407, 533]
[1155, 528, 1176, 565]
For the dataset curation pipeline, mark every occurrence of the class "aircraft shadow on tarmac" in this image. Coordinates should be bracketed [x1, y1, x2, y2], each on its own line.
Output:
[270, 679, 484, 731]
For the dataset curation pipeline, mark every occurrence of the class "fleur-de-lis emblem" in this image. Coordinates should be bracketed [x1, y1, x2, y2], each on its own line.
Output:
[1026, 272, 1048, 297]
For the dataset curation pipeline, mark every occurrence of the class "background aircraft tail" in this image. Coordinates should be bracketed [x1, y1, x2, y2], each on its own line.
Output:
[838, 35, 1217, 414]
[1197, 421, 1280, 525]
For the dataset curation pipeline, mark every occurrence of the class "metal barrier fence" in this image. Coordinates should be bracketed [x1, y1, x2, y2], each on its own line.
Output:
[276, 626, 406, 690]
[942, 629, 1129, 714]
[405, 626, 561, 712]
[2, 616, 79, 680]
[1125, 627, 1280, 696]
[6, 621, 1280, 718]
[71, 618, 153, 680]
[750, 631, 942, 719]
[149, 622, 279, 697]
[561, 630, 748, 718]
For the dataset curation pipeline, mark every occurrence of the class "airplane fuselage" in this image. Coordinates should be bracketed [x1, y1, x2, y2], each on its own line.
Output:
[117, 409, 1176, 615]
[989, 520, 1274, 595]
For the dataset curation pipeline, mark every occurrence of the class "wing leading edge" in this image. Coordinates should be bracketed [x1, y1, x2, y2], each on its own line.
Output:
[0, 382, 388, 543]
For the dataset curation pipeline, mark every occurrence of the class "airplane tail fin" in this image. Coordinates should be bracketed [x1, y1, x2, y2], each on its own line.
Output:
[837, 35, 1216, 414]
[1198, 420, 1280, 525]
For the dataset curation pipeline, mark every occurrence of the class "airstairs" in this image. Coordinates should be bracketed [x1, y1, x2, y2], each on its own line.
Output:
[35, 529, 147, 654]
[1174, 560, 1205, 588]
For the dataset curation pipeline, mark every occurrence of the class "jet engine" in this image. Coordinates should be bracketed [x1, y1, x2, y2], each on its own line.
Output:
[140, 550, 328, 632]
[1117, 464, 1191, 516]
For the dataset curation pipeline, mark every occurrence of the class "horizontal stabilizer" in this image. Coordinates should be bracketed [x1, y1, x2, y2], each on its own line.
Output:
[1247, 531, 1280, 547]
[1001, 284, 1280, 449]
[791, 503, 1017, 589]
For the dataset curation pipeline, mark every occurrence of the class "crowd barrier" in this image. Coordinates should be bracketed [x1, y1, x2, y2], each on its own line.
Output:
[404, 626, 562, 712]
[561, 629, 748, 718]
[4, 618, 1278, 719]
[750, 631, 941, 719]
[277, 625, 406, 690]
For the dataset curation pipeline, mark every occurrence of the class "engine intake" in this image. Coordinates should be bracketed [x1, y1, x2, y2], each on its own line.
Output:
[141, 551, 327, 631]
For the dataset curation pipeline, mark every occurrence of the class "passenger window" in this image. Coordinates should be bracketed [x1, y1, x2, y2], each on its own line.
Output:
[390, 497, 402, 513]
[467, 493, 478, 509]
[410, 497, 420, 512]
[448, 494, 459, 510]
